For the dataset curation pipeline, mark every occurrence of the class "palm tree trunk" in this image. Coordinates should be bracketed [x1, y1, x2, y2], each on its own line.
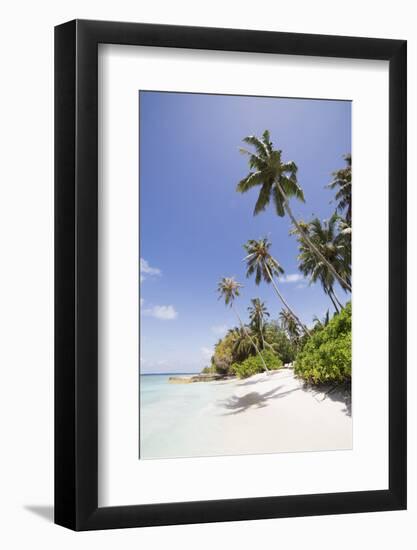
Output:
[331, 287, 344, 310]
[276, 182, 352, 292]
[259, 319, 266, 351]
[232, 305, 269, 372]
[326, 286, 340, 314]
[264, 265, 311, 337]
[323, 282, 339, 313]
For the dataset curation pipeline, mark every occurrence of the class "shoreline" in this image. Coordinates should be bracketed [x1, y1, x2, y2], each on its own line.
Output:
[140, 368, 352, 459]
[166, 361, 297, 384]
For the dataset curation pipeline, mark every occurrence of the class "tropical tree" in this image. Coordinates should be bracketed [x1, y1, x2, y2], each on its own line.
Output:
[211, 332, 237, 374]
[237, 131, 351, 292]
[327, 154, 352, 224]
[279, 309, 301, 342]
[313, 309, 330, 330]
[279, 308, 311, 355]
[294, 214, 350, 312]
[263, 321, 296, 364]
[338, 219, 352, 283]
[217, 277, 268, 372]
[228, 326, 255, 362]
[247, 298, 269, 350]
[243, 238, 311, 336]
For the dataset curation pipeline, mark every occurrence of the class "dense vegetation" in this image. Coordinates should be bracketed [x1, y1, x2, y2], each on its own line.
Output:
[203, 131, 352, 383]
[232, 350, 282, 379]
[294, 303, 351, 385]
[208, 321, 295, 378]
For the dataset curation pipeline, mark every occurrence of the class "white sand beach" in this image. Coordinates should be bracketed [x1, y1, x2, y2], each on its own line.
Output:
[140, 368, 352, 459]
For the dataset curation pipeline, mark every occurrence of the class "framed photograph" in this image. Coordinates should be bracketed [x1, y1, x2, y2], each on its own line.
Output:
[55, 19, 406, 530]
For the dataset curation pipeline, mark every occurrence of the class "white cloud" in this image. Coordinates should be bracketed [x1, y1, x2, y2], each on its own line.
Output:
[211, 324, 229, 337]
[142, 304, 178, 320]
[140, 258, 161, 282]
[280, 273, 304, 284]
[140, 298, 144, 306]
[201, 346, 213, 359]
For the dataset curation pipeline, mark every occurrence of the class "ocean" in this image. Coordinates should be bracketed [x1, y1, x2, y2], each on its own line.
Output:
[139, 370, 353, 459]
[140, 373, 232, 459]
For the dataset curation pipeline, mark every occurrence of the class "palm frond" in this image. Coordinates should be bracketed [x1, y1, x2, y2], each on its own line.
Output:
[253, 182, 273, 214]
[280, 176, 305, 202]
[243, 135, 270, 158]
[272, 185, 286, 217]
[236, 171, 264, 193]
[237, 131, 305, 220]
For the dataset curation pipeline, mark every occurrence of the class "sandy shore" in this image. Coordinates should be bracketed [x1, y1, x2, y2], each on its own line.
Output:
[141, 368, 352, 459]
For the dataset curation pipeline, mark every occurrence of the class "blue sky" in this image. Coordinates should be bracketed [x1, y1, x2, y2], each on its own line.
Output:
[140, 91, 351, 373]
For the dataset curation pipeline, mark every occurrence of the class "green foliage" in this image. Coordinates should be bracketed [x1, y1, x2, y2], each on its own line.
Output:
[294, 213, 351, 295]
[294, 303, 351, 385]
[263, 321, 296, 363]
[211, 332, 236, 375]
[237, 131, 305, 217]
[217, 277, 242, 307]
[231, 350, 282, 379]
[211, 319, 292, 376]
[327, 154, 352, 224]
[243, 238, 284, 284]
[201, 365, 215, 375]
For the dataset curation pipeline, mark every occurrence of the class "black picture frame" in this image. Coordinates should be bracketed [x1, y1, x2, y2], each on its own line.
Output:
[55, 19, 407, 531]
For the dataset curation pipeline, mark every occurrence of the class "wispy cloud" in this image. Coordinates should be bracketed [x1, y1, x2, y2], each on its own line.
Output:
[142, 304, 178, 320]
[280, 273, 304, 284]
[140, 258, 161, 282]
[211, 324, 229, 337]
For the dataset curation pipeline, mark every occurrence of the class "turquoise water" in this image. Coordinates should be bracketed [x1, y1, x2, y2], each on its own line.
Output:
[140, 373, 232, 459]
[139, 372, 353, 459]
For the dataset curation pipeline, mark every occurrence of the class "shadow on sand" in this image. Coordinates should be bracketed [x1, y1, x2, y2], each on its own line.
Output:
[237, 370, 293, 387]
[219, 385, 301, 415]
[218, 377, 352, 417]
[301, 384, 352, 417]
[327, 388, 352, 416]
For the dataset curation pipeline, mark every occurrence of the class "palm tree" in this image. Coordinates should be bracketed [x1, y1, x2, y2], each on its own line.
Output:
[217, 277, 268, 372]
[338, 219, 352, 285]
[327, 154, 352, 224]
[295, 214, 350, 313]
[229, 326, 255, 362]
[279, 309, 301, 342]
[247, 298, 269, 350]
[243, 238, 311, 336]
[313, 310, 330, 330]
[237, 131, 352, 292]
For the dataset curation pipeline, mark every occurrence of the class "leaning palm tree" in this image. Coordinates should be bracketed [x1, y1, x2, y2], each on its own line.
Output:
[295, 214, 350, 312]
[327, 154, 352, 225]
[279, 309, 301, 342]
[229, 326, 256, 362]
[217, 277, 268, 372]
[243, 238, 311, 336]
[313, 310, 330, 330]
[237, 131, 351, 292]
[247, 298, 269, 350]
[338, 218, 352, 284]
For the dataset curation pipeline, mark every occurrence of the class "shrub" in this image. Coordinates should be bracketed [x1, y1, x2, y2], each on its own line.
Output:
[263, 322, 296, 363]
[231, 350, 282, 379]
[201, 365, 215, 374]
[211, 332, 235, 375]
[294, 303, 351, 385]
